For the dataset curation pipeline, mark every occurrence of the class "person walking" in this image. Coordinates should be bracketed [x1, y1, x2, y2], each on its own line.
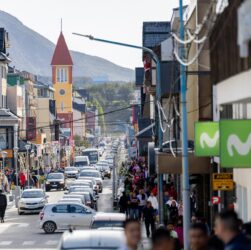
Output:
[19, 172, 26, 190]
[142, 201, 156, 238]
[129, 192, 140, 220]
[119, 192, 128, 215]
[137, 189, 147, 218]
[148, 192, 159, 213]
[0, 189, 7, 223]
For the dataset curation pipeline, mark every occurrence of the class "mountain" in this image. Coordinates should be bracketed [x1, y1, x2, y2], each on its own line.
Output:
[0, 10, 134, 82]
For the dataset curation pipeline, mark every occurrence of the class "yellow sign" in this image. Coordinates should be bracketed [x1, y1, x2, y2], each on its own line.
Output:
[212, 173, 234, 191]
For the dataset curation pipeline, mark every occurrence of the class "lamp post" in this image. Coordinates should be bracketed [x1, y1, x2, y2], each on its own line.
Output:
[73, 33, 164, 223]
[25, 144, 31, 187]
[1, 151, 7, 172]
[13, 147, 19, 186]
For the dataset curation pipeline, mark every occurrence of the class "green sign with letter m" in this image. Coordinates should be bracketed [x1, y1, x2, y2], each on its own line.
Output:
[220, 120, 251, 168]
[195, 122, 219, 157]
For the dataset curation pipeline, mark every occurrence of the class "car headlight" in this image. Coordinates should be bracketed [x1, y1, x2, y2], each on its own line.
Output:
[19, 201, 25, 206]
[39, 199, 45, 204]
[46, 181, 50, 184]
[60, 181, 64, 184]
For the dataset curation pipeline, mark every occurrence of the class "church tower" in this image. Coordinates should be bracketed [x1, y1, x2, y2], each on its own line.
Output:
[51, 31, 74, 142]
[51, 31, 73, 113]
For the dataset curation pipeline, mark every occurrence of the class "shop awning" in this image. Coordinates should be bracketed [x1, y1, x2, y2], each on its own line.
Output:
[155, 152, 211, 174]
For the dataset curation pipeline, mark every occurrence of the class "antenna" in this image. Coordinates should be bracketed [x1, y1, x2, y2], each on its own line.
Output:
[61, 18, 63, 32]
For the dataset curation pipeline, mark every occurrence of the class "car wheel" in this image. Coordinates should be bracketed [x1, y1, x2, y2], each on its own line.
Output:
[45, 188, 50, 192]
[43, 221, 56, 234]
[18, 209, 23, 215]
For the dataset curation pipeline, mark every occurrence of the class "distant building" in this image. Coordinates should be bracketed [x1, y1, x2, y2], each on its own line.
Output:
[73, 96, 86, 139]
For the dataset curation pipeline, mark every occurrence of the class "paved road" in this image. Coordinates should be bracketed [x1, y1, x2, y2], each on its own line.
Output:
[0, 179, 113, 250]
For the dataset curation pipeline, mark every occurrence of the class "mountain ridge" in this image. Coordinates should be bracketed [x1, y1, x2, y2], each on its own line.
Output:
[0, 10, 134, 82]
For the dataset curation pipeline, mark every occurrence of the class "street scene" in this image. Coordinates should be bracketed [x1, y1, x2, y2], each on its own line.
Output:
[1, 0, 251, 250]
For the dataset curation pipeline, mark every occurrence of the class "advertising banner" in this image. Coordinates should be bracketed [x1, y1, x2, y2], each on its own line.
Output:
[195, 122, 219, 156]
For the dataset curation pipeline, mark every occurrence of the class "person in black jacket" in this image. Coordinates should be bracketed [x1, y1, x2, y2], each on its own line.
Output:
[142, 201, 156, 238]
[119, 192, 128, 215]
[214, 210, 251, 250]
[0, 189, 7, 223]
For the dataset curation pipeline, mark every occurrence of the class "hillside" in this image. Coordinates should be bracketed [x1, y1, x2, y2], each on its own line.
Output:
[0, 10, 134, 82]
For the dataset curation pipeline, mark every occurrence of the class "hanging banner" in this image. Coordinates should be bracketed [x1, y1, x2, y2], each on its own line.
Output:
[195, 122, 219, 156]
[220, 120, 251, 167]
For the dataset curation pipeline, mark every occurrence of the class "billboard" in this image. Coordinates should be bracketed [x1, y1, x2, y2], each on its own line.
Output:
[220, 120, 251, 167]
[195, 122, 219, 156]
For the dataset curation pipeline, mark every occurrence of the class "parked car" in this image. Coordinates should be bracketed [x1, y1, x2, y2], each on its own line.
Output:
[79, 170, 103, 192]
[69, 192, 96, 210]
[90, 213, 126, 229]
[57, 229, 125, 250]
[101, 165, 111, 179]
[45, 173, 66, 191]
[62, 194, 86, 205]
[77, 177, 98, 194]
[39, 203, 96, 233]
[64, 167, 79, 179]
[18, 189, 48, 215]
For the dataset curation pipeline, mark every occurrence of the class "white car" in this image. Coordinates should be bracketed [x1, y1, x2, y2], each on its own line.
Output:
[57, 229, 125, 250]
[62, 194, 86, 205]
[79, 170, 103, 192]
[64, 167, 79, 179]
[39, 203, 96, 233]
[18, 189, 48, 215]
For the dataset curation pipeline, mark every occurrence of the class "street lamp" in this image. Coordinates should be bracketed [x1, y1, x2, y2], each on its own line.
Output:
[13, 147, 19, 186]
[72, 32, 165, 223]
[25, 144, 31, 187]
[1, 151, 7, 172]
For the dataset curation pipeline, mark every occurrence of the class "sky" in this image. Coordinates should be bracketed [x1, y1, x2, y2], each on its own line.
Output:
[1, 0, 189, 69]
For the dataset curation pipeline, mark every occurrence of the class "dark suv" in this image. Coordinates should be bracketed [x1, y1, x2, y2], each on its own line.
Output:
[45, 173, 66, 191]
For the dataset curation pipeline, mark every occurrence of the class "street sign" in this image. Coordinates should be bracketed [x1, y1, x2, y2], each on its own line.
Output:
[220, 120, 251, 167]
[212, 196, 221, 205]
[212, 173, 234, 191]
[195, 122, 219, 156]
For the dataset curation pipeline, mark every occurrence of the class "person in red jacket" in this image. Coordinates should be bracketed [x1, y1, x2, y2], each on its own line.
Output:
[19, 172, 26, 189]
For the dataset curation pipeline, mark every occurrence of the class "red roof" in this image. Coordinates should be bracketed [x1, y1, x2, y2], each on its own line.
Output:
[51, 32, 73, 66]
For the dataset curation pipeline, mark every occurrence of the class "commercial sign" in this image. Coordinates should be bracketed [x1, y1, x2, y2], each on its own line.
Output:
[212, 173, 234, 191]
[220, 120, 251, 167]
[195, 122, 219, 156]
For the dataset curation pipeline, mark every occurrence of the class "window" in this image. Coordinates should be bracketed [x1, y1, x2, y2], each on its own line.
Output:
[52, 204, 68, 213]
[69, 204, 86, 214]
[57, 68, 68, 83]
[61, 101, 64, 112]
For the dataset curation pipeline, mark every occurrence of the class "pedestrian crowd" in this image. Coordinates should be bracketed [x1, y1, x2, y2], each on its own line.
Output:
[119, 159, 251, 250]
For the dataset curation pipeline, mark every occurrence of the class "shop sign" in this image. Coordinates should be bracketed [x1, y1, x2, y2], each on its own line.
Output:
[212, 173, 234, 191]
[195, 122, 219, 156]
[220, 120, 251, 167]
[212, 196, 221, 205]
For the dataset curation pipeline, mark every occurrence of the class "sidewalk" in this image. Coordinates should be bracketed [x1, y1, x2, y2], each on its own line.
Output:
[6, 192, 15, 209]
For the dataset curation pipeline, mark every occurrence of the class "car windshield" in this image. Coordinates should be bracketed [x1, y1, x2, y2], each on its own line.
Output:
[47, 173, 63, 179]
[69, 187, 90, 193]
[80, 171, 100, 178]
[65, 167, 77, 171]
[21, 190, 44, 198]
[75, 161, 88, 167]
[91, 221, 124, 229]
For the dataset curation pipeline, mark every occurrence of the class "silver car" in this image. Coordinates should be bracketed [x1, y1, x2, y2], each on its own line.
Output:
[18, 189, 48, 215]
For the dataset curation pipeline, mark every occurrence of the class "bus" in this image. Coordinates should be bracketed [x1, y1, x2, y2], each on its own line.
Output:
[82, 148, 99, 165]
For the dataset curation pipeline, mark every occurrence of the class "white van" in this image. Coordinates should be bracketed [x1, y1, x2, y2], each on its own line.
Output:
[74, 156, 90, 171]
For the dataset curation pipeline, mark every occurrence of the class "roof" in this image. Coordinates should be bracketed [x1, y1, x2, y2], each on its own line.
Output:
[51, 32, 73, 66]
[93, 213, 126, 221]
[60, 230, 125, 249]
[73, 97, 86, 113]
[0, 109, 19, 122]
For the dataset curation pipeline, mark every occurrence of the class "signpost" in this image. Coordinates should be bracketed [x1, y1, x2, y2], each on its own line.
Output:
[212, 173, 234, 191]
[212, 196, 221, 205]
[220, 120, 251, 167]
[195, 122, 219, 156]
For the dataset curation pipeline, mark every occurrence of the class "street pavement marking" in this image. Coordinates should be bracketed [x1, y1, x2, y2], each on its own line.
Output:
[0, 241, 12, 246]
[22, 241, 35, 245]
[0, 224, 12, 234]
[45, 240, 58, 245]
[17, 223, 29, 227]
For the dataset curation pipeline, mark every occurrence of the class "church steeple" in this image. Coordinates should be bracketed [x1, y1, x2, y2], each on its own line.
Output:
[51, 32, 73, 66]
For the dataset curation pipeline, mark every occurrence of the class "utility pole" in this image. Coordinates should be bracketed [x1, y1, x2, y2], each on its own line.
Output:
[179, 1, 191, 249]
